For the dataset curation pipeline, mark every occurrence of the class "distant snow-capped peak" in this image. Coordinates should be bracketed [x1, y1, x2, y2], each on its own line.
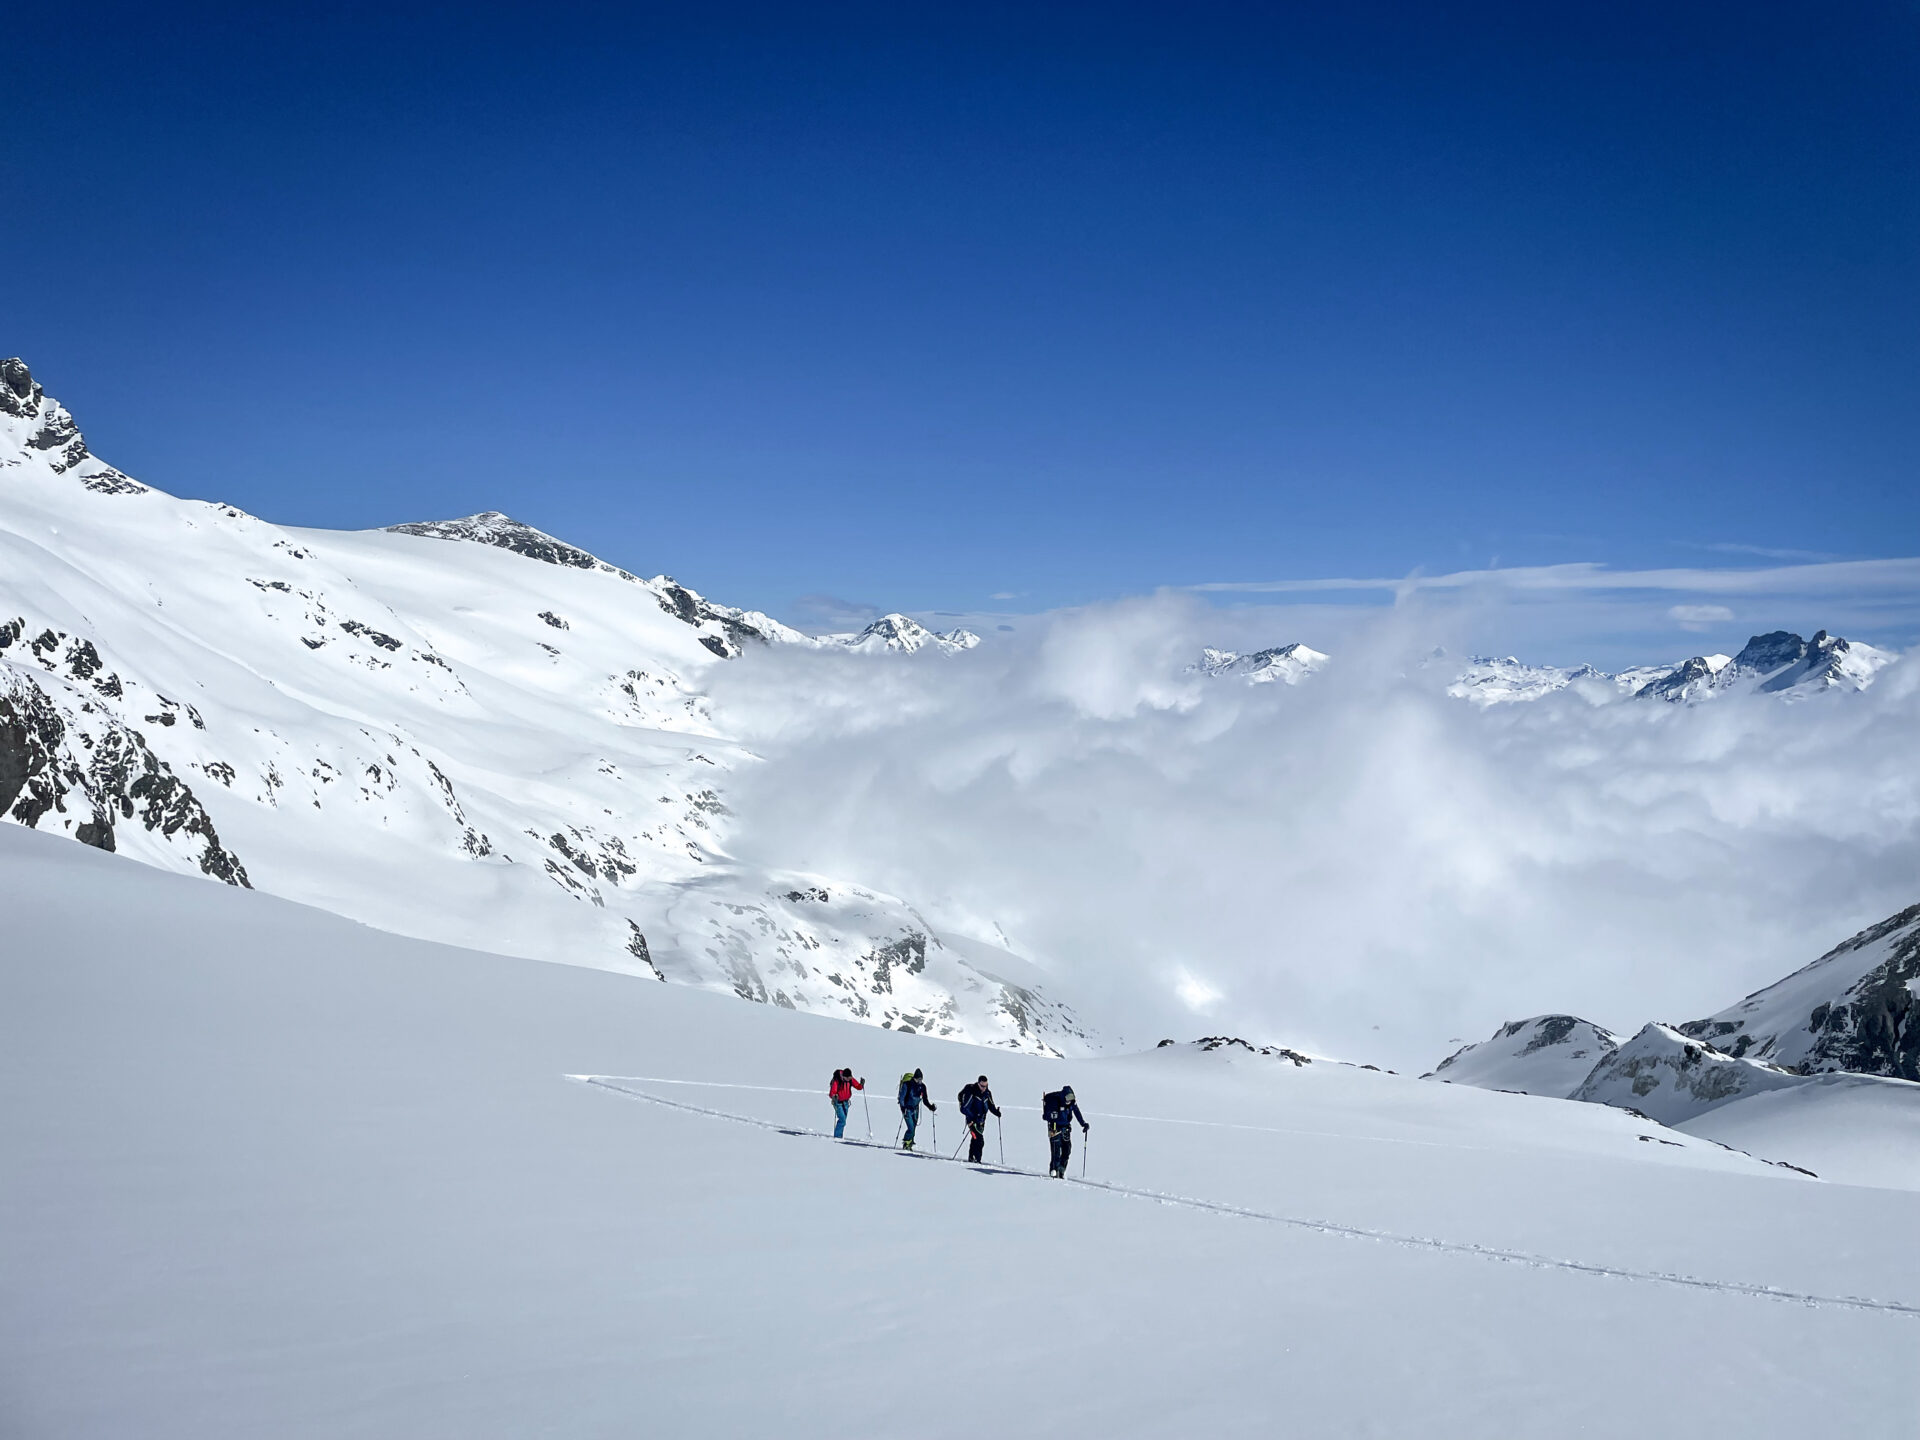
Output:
[1192, 642, 1328, 685]
[1635, 630, 1892, 702]
[835, 613, 982, 654]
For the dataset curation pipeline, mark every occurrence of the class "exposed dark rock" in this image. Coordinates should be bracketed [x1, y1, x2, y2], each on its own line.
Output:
[0, 671, 249, 886]
[625, 921, 665, 981]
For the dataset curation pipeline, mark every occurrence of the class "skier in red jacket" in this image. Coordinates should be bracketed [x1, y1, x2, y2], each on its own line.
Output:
[828, 1068, 865, 1138]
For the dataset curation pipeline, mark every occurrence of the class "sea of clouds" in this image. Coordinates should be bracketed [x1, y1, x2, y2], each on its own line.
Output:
[709, 591, 1920, 1069]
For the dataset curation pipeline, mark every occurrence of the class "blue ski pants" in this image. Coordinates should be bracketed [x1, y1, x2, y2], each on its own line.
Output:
[832, 1099, 851, 1137]
[901, 1105, 919, 1148]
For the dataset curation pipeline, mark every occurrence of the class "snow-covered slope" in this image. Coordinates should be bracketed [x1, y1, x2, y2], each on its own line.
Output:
[1444, 657, 1625, 705]
[1679, 900, 1920, 1080]
[1427, 1014, 1620, 1095]
[1193, 642, 1329, 685]
[0, 358, 1081, 1053]
[7, 824, 1918, 1438]
[1674, 1071, 1920, 1192]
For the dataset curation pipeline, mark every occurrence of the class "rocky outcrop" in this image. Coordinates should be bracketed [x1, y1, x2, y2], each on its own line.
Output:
[1570, 1023, 1801, 1126]
[0, 357, 145, 493]
[0, 665, 248, 886]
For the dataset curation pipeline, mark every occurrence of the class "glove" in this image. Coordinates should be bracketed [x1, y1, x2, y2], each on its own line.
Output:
[1081, 1123, 1090, 1133]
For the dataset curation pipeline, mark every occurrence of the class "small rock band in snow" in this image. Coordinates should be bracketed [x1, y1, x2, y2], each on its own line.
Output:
[828, 1067, 1090, 1176]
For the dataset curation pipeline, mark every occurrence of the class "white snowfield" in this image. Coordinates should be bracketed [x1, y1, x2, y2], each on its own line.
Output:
[4, 825, 1917, 1439]
[0, 359, 1080, 1053]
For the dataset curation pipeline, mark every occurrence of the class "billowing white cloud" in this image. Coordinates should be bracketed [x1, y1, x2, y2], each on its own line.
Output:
[708, 593, 1920, 1069]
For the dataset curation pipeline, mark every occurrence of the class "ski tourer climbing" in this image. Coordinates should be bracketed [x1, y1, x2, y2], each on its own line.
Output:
[958, 1075, 1002, 1163]
[828, 1068, 865, 1138]
[896, 1068, 936, 1150]
[1042, 1084, 1088, 1177]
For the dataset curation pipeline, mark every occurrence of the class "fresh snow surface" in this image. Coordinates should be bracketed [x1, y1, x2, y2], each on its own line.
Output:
[5, 826, 1920, 1439]
[1675, 1072, 1920, 1192]
[1427, 1014, 1621, 1096]
[0, 360, 1078, 1053]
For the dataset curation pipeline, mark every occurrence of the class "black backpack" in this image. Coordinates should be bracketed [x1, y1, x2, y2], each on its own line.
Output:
[1042, 1089, 1063, 1124]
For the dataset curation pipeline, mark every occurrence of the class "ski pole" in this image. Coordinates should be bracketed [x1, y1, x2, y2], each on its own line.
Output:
[1081, 1129, 1089, 1179]
[952, 1130, 968, 1160]
[894, 1114, 903, 1147]
[997, 1113, 1005, 1166]
[863, 1091, 872, 1140]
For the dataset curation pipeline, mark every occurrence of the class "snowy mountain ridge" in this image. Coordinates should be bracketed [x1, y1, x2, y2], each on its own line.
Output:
[1197, 633, 1897, 704]
[1191, 643, 1329, 685]
[1426, 898, 1920, 1179]
[0, 358, 1082, 1053]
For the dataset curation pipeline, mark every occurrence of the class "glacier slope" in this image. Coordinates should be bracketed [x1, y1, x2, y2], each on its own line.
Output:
[4, 825, 1918, 1439]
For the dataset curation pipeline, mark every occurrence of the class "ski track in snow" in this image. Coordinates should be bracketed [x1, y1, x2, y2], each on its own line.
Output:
[575, 1075, 1920, 1320]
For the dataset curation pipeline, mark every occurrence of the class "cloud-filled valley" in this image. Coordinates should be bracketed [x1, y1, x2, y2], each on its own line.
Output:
[712, 592, 1920, 1067]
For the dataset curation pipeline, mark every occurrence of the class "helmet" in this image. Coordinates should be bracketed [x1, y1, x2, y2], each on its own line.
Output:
[1061, 1085, 1074, 1097]
[913, 1069, 923, 1080]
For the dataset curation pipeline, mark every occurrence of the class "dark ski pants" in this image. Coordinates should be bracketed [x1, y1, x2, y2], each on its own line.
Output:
[1049, 1128, 1072, 1176]
[832, 1099, 851, 1137]
[966, 1118, 987, 1163]
[901, 1106, 920, 1149]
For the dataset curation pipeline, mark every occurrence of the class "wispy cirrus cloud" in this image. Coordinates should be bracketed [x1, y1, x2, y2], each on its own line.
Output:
[1186, 557, 1920, 599]
[1683, 541, 1843, 563]
[1667, 603, 1735, 631]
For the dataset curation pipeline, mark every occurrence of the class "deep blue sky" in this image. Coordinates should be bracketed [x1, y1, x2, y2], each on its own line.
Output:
[9, 2, 1918, 631]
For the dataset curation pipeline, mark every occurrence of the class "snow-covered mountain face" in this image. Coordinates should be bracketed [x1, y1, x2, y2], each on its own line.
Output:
[1635, 629, 1892, 702]
[1192, 643, 1329, 685]
[1429, 895, 1920, 1154]
[1679, 901, 1920, 1081]
[832, 613, 981, 654]
[1427, 1015, 1620, 1096]
[1569, 1022, 1804, 1126]
[0, 359, 1082, 1054]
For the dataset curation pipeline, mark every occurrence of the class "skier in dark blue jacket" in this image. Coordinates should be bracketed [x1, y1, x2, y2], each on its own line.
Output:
[896, 1068, 936, 1150]
[957, 1075, 1002, 1163]
[1042, 1085, 1088, 1177]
